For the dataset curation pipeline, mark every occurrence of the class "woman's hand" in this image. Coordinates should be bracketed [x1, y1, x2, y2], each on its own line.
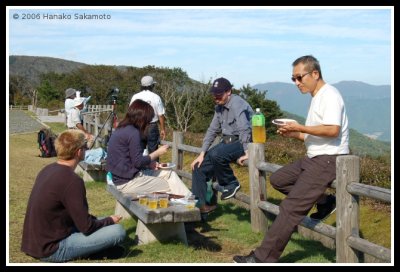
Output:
[149, 161, 158, 170]
[150, 144, 169, 161]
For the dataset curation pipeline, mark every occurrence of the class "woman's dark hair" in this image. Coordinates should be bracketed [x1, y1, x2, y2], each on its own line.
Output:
[117, 99, 155, 135]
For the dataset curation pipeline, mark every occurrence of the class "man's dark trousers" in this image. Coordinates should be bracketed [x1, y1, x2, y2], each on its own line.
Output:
[192, 140, 244, 206]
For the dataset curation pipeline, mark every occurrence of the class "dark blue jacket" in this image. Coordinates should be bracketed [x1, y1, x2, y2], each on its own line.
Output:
[106, 125, 151, 185]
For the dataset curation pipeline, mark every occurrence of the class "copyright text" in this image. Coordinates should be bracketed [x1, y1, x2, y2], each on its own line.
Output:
[13, 13, 112, 20]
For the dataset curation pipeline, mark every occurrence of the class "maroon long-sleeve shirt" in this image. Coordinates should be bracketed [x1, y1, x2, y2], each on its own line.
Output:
[21, 163, 114, 258]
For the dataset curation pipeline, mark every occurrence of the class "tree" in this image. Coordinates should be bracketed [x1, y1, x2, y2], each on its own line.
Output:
[238, 84, 284, 135]
[37, 80, 60, 108]
[186, 80, 215, 133]
[155, 68, 200, 132]
[9, 75, 36, 106]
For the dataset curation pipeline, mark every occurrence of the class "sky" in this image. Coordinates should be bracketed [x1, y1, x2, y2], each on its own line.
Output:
[7, 6, 393, 88]
[6, 6, 395, 265]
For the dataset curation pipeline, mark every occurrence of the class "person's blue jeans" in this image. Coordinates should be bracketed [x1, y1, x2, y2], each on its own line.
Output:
[191, 140, 244, 206]
[147, 123, 160, 161]
[40, 222, 126, 263]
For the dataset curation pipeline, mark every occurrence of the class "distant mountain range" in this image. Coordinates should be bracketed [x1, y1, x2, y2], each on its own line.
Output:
[9, 55, 391, 144]
[253, 81, 391, 142]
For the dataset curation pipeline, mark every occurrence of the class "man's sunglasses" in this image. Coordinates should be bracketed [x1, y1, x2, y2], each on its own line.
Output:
[291, 71, 312, 83]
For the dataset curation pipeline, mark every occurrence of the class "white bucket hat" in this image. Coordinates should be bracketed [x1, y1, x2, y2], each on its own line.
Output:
[65, 88, 77, 98]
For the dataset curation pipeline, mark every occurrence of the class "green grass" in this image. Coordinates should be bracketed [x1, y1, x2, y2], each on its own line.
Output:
[8, 129, 391, 264]
[45, 122, 68, 135]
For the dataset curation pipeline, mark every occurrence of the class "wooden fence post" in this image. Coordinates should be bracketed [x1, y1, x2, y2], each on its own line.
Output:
[172, 131, 184, 170]
[93, 114, 100, 148]
[336, 155, 360, 263]
[248, 143, 267, 233]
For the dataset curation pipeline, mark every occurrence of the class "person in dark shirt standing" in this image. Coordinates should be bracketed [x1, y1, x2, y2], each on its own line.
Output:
[21, 129, 126, 262]
[190, 77, 254, 217]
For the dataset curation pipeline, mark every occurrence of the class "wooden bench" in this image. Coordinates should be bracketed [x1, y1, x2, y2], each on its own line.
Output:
[75, 161, 107, 182]
[106, 185, 201, 245]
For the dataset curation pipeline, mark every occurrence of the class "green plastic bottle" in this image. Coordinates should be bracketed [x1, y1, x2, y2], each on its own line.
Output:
[252, 108, 266, 143]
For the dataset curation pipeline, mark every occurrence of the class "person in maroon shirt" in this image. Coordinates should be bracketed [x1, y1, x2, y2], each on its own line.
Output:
[21, 129, 126, 262]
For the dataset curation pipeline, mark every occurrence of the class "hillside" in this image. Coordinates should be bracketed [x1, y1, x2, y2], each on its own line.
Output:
[280, 111, 391, 158]
[253, 81, 392, 142]
[8, 55, 391, 158]
[9, 55, 86, 86]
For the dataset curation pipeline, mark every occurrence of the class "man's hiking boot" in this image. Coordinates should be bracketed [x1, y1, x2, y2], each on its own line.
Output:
[199, 204, 217, 214]
[310, 194, 336, 221]
[233, 251, 263, 263]
[199, 204, 217, 222]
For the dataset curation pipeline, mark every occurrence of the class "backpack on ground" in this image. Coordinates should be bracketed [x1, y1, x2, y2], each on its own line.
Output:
[37, 128, 57, 158]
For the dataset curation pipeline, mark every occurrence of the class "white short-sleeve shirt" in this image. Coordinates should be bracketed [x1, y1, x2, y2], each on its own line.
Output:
[304, 83, 349, 157]
[129, 90, 165, 123]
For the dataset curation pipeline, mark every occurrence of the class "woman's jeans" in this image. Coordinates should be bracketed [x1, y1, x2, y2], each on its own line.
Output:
[192, 140, 244, 206]
[40, 222, 126, 262]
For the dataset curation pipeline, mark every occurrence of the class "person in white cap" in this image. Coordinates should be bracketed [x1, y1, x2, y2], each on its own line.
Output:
[64, 88, 77, 126]
[67, 97, 94, 147]
[129, 75, 166, 161]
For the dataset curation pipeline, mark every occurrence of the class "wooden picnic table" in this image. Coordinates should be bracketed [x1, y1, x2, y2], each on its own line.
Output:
[106, 185, 201, 245]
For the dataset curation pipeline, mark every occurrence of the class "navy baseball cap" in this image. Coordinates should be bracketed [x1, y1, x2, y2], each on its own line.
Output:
[209, 77, 232, 95]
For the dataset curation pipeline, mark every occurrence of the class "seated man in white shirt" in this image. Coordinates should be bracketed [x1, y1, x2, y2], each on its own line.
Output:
[67, 97, 94, 147]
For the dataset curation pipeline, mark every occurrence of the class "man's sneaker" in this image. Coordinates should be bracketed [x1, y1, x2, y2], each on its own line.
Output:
[220, 184, 241, 200]
[310, 194, 336, 221]
[233, 251, 262, 263]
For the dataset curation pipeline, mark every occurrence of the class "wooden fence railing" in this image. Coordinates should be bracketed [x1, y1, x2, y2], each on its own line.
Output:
[9, 105, 29, 111]
[82, 112, 391, 263]
[165, 131, 391, 263]
[81, 105, 114, 148]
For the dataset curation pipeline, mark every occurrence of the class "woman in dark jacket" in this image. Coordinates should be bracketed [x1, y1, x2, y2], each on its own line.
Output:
[106, 99, 191, 215]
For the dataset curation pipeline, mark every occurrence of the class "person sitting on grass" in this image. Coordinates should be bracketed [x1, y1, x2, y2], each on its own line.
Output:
[21, 129, 126, 263]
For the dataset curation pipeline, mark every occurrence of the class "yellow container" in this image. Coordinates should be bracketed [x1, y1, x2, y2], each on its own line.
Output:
[147, 194, 158, 209]
[158, 194, 169, 208]
[252, 108, 266, 143]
